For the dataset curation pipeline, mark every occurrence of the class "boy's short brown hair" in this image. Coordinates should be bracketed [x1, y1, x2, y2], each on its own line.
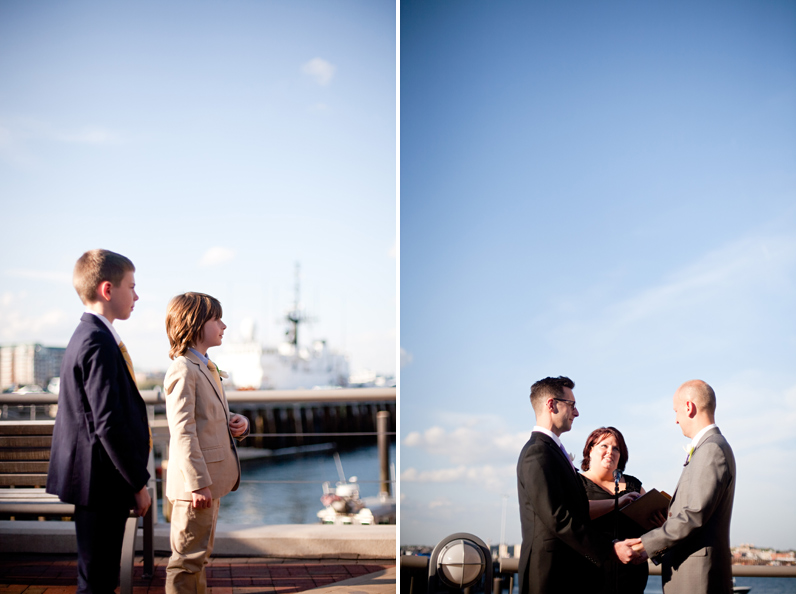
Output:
[166, 292, 223, 360]
[73, 249, 135, 305]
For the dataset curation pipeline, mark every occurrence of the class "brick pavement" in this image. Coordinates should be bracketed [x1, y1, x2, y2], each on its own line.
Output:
[0, 554, 394, 594]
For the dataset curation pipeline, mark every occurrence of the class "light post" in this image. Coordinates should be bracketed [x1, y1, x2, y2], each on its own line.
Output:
[428, 533, 493, 594]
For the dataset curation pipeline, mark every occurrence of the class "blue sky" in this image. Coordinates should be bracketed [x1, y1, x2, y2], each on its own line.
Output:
[400, 0, 796, 550]
[0, 0, 396, 375]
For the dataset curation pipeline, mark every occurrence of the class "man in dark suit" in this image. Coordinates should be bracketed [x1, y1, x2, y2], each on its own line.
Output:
[46, 249, 151, 594]
[626, 380, 736, 593]
[517, 376, 638, 594]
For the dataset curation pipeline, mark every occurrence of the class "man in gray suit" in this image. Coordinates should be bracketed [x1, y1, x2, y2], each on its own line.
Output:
[626, 380, 736, 593]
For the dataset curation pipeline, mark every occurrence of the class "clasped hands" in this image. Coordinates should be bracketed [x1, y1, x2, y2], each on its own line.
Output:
[613, 538, 648, 564]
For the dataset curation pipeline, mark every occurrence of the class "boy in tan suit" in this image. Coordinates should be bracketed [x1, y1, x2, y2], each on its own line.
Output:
[164, 292, 249, 594]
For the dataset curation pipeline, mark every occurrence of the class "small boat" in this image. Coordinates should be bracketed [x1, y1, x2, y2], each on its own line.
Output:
[318, 477, 373, 525]
[316, 453, 395, 525]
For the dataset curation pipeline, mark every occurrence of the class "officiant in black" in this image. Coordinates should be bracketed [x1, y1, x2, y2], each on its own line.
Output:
[579, 426, 666, 594]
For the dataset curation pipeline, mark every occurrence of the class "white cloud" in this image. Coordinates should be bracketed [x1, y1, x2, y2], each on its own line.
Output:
[302, 58, 336, 86]
[610, 235, 795, 327]
[0, 294, 69, 342]
[57, 127, 121, 145]
[550, 233, 796, 359]
[0, 118, 124, 168]
[401, 463, 515, 492]
[199, 246, 235, 267]
[403, 423, 527, 465]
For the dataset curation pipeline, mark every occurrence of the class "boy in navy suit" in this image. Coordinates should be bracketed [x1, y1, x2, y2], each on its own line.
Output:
[46, 249, 152, 594]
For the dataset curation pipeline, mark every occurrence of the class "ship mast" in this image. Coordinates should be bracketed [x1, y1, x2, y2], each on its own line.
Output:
[285, 262, 308, 348]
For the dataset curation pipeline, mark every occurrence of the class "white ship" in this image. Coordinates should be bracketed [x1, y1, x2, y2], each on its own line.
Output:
[214, 265, 350, 390]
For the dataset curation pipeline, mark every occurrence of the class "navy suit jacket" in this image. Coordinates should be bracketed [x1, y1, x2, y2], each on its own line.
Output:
[517, 431, 610, 594]
[46, 313, 150, 508]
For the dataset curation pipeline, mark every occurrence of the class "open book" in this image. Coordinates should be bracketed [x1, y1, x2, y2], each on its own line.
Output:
[620, 488, 671, 531]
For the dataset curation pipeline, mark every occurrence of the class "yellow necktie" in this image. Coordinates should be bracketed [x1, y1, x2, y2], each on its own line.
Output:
[118, 341, 152, 452]
[207, 360, 224, 395]
[118, 341, 135, 380]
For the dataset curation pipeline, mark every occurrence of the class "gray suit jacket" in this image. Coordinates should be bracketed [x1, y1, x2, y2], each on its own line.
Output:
[640, 427, 735, 594]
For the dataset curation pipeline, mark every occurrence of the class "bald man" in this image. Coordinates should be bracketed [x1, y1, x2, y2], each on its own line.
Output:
[626, 380, 736, 593]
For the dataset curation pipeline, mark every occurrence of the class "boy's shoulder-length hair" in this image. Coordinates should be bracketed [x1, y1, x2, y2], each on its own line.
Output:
[73, 249, 135, 305]
[166, 292, 223, 360]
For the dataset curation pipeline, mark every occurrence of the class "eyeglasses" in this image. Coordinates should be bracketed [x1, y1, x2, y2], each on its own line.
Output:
[553, 398, 577, 409]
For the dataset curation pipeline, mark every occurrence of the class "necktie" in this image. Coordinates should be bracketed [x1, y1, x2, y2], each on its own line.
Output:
[207, 360, 235, 443]
[118, 341, 152, 452]
[560, 443, 576, 473]
[118, 341, 135, 381]
[207, 360, 224, 395]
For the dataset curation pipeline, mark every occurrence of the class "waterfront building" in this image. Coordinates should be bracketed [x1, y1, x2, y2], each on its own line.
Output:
[0, 343, 65, 391]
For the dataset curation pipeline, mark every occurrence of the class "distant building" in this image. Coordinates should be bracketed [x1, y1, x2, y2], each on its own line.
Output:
[0, 344, 66, 391]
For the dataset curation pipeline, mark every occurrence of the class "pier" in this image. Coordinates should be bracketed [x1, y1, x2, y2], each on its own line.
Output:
[0, 389, 397, 593]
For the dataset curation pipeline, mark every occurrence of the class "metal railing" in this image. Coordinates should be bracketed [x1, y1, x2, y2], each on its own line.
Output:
[496, 556, 796, 577]
[0, 386, 395, 406]
[400, 553, 796, 594]
[1, 388, 397, 525]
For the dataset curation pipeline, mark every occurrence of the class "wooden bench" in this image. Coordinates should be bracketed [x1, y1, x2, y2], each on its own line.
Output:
[0, 420, 155, 593]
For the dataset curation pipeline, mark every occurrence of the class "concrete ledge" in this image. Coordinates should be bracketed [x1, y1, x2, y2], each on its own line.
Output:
[0, 521, 396, 559]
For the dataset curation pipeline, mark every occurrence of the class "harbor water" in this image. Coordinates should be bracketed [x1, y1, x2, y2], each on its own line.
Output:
[191, 443, 396, 525]
[501, 571, 796, 593]
[644, 576, 796, 593]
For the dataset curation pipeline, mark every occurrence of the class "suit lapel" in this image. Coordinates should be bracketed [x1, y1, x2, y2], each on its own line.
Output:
[542, 433, 575, 471]
[185, 351, 229, 417]
[81, 313, 140, 396]
[536, 432, 579, 479]
[670, 427, 721, 502]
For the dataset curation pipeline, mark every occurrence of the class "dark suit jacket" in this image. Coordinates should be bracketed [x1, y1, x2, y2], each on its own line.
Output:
[517, 431, 610, 594]
[46, 313, 151, 508]
[640, 427, 735, 594]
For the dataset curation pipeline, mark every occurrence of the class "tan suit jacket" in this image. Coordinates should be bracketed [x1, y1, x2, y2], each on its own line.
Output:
[164, 351, 247, 501]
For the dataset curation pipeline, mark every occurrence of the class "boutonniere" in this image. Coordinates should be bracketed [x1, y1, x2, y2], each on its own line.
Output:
[568, 452, 575, 463]
[683, 444, 695, 466]
[210, 361, 229, 380]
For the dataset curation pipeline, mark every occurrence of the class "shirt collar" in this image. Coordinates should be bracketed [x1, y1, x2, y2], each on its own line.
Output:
[533, 425, 563, 448]
[85, 311, 121, 344]
[188, 347, 209, 366]
[690, 423, 718, 449]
